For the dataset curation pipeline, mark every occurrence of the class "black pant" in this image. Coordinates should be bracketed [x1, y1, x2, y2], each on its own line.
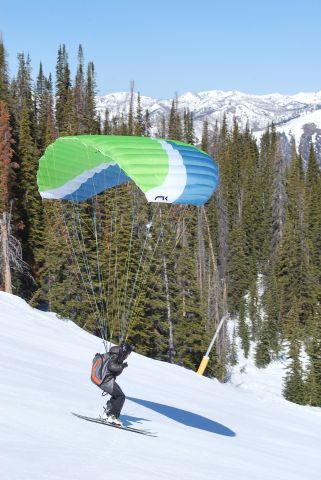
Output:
[106, 382, 125, 418]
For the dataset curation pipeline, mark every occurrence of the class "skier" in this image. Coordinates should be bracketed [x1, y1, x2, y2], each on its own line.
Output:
[97, 342, 133, 426]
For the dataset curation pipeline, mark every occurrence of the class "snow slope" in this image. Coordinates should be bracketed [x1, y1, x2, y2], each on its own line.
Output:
[254, 109, 321, 143]
[1, 292, 320, 480]
[276, 109, 321, 142]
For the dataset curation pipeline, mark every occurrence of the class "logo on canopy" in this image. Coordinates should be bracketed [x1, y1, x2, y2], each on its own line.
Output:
[155, 195, 169, 201]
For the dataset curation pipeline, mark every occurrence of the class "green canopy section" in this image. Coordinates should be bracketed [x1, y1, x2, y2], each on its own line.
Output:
[37, 135, 219, 205]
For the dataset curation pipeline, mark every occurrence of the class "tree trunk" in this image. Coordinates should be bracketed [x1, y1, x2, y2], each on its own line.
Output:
[197, 206, 206, 300]
[159, 207, 175, 363]
[1, 212, 12, 293]
[163, 251, 174, 363]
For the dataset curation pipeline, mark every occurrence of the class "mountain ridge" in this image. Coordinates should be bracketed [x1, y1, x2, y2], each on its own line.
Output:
[96, 89, 321, 164]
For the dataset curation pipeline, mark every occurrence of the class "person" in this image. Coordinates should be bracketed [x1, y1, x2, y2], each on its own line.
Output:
[99, 342, 133, 426]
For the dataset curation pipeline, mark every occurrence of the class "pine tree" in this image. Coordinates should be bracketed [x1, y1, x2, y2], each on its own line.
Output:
[224, 118, 242, 225]
[168, 100, 176, 139]
[103, 109, 112, 135]
[276, 215, 313, 327]
[305, 303, 321, 406]
[8, 53, 44, 294]
[35, 66, 56, 152]
[73, 45, 86, 134]
[144, 109, 151, 137]
[0, 101, 14, 212]
[0, 37, 10, 104]
[305, 144, 321, 297]
[158, 114, 166, 138]
[255, 318, 272, 368]
[238, 298, 250, 358]
[137, 205, 177, 361]
[43, 75, 56, 148]
[172, 207, 207, 369]
[35, 63, 47, 149]
[35, 201, 96, 328]
[127, 81, 135, 136]
[75, 183, 151, 345]
[18, 98, 43, 269]
[118, 114, 128, 135]
[261, 262, 281, 358]
[276, 142, 315, 328]
[229, 326, 238, 366]
[55, 45, 73, 135]
[35, 63, 46, 118]
[227, 222, 249, 314]
[211, 118, 229, 303]
[84, 61, 99, 134]
[168, 97, 182, 140]
[239, 126, 261, 281]
[258, 125, 277, 262]
[271, 141, 287, 252]
[248, 279, 260, 338]
[134, 92, 144, 136]
[183, 109, 195, 145]
[283, 302, 306, 405]
[13, 53, 36, 136]
[201, 119, 209, 152]
[111, 115, 119, 135]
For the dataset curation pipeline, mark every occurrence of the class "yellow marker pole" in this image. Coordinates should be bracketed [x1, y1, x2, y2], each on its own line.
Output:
[197, 314, 229, 376]
[197, 356, 210, 375]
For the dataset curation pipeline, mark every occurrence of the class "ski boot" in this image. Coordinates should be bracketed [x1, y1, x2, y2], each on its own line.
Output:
[106, 414, 123, 427]
[101, 406, 109, 421]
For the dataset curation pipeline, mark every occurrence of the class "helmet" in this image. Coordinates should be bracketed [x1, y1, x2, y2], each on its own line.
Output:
[109, 345, 120, 355]
[118, 342, 134, 361]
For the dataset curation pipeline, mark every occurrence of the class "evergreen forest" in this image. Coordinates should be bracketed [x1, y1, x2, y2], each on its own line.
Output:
[0, 40, 320, 407]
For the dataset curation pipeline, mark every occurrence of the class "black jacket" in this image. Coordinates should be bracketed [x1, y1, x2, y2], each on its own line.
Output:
[107, 346, 126, 378]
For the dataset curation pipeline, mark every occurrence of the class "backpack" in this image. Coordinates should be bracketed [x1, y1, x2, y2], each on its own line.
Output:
[91, 352, 111, 386]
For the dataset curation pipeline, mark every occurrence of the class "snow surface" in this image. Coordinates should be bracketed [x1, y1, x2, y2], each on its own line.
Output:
[252, 108, 321, 156]
[275, 109, 321, 144]
[1, 292, 320, 480]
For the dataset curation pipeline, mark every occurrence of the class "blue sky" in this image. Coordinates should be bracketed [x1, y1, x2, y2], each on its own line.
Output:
[1, 0, 321, 98]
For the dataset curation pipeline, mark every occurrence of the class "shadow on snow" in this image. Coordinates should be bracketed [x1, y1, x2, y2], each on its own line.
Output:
[121, 414, 153, 428]
[127, 396, 236, 437]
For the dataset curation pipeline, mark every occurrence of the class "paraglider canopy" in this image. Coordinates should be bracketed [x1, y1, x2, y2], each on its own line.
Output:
[37, 135, 219, 205]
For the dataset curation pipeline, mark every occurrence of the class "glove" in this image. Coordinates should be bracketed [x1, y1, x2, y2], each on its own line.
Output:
[122, 362, 128, 369]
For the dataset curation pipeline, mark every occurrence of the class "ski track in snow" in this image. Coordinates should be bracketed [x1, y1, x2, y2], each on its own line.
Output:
[0, 292, 320, 480]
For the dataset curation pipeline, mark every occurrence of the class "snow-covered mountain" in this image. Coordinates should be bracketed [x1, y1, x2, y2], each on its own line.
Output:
[96, 89, 321, 164]
[1, 291, 321, 480]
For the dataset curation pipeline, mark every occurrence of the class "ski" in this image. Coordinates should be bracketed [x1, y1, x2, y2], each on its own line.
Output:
[71, 412, 157, 437]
